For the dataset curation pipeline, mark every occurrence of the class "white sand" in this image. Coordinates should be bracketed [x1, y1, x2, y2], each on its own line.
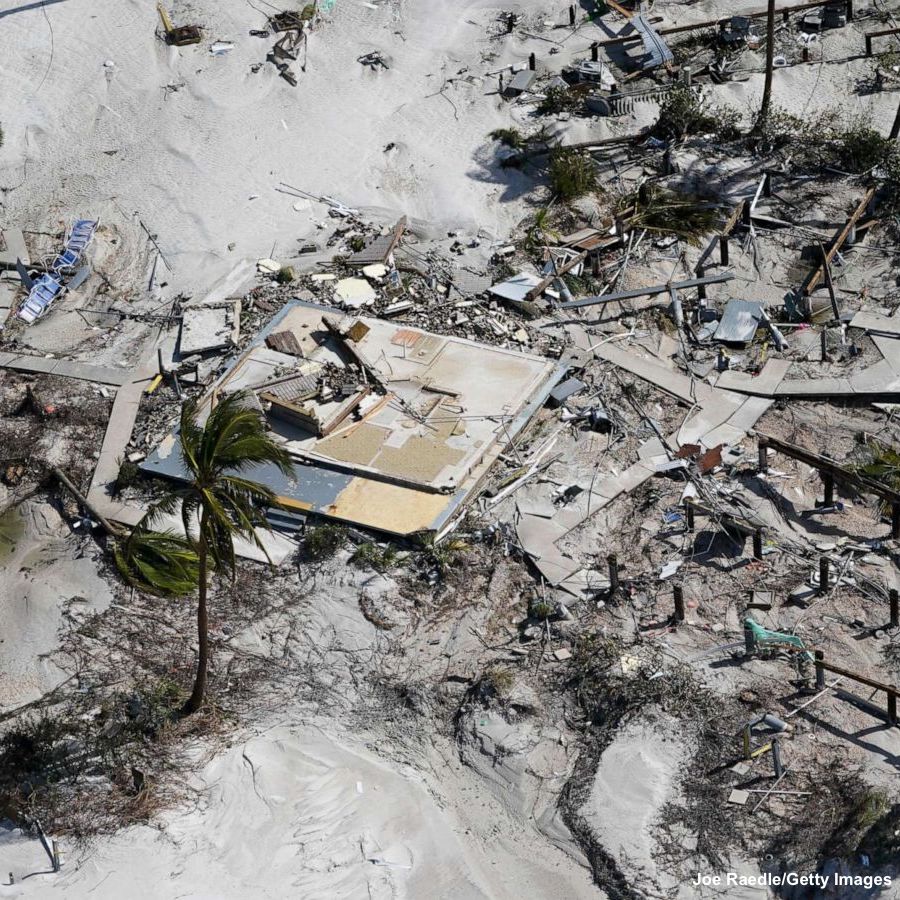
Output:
[0, 0, 557, 300]
[0, 723, 596, 899]
[0, 501, 113, 711]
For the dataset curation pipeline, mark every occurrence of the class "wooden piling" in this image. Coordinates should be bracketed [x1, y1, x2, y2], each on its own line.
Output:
[819, 557, 830, 593]
[673, 585, 685, 623]
[892, 502, 900, 539]
[528, 52, 536, 70]
[685, 498, 695, 531]
[719, 234, 729, 266]
[757, 437, 769, 472]
[753, 530, 763, 560]
[890, 588, 899, 628]
[815, 650, 825, 690]
[822, 473, 834, 507]
[569, 5, 576, 25]
[607, 554, 619, 594]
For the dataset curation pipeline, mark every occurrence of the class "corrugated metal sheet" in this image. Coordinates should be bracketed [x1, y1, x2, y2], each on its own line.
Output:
[714, 300, 764, 344]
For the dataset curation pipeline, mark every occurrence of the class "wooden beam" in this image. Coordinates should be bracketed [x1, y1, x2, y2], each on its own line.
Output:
[526, 250, 588, 302]
[758, 433, 900, 504]
[801, 187, 876, 296]
[816, 657, 899, 698]
[597, 0, 858, 47]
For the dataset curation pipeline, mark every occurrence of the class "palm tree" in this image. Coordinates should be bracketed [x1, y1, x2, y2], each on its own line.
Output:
[126, 389, 293, 714]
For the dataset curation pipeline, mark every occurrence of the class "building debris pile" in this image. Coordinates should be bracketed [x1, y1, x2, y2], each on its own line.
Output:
[5, 0, 900, 895]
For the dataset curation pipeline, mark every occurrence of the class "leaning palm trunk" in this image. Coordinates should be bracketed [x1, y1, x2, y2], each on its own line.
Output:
[117, 389, 294, 715]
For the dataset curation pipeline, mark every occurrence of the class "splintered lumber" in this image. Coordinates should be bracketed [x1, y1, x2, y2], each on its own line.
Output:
[814, 652, 899, 723]
[558, 273, 733, 310]
[526, 250, 588, 301]
[53, 466, 123, 537]
[801, 188, 875, 296]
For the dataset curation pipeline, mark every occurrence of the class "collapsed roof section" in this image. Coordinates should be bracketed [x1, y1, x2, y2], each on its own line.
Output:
[141, 301, 565, 537]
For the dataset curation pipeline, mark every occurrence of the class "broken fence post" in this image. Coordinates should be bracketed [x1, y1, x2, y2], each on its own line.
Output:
[753, 530, 763, 560]
[528, 52, 536, 71]
[569, 5, 576, 25]
[757, 437, 769, 472]
[52, 840, 60, 872]
[822, 473, 834, 507]
[802, 46, 809, 62]
[673, 584, 685, 623]
[815, 650, 825, 690]
[591, 42, 599, 62]
[819, 557, 830, 594]
[890, 588, 899, 628]
[821, 330, 828, 363]
[846, 0, 853, 21]
[892, 502, 900, 539]
[744, 620, 756, 656]
[684, 498, 695, 531]
[719, 234, 729, 266]
[763, 172, 772, 198]
[607, 553, 619, 594]
[889, 691, 898, 726]
[157, 347, 165, 376]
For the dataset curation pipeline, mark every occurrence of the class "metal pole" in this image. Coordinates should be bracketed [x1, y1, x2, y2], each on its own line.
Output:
[819, 557, 830, 594]
[815, 650, 825, 690]
[772, 738, 784, 778]
[758, 437, 769, 472]
[673, 585, 685, 623]
[719, 235, 729, 266]
[685, 499, 695, 531]
[607, 554, 619, 594]
[890, 588, 899, 628]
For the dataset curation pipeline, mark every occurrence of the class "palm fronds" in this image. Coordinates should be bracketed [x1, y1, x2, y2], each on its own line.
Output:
[114, 527, 199, 596]
[625, 185, 720, 246]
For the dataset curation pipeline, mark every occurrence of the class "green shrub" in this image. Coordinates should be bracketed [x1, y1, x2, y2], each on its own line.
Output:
[537, 86, 580, 116]
[547, 148, 597, 201]
[653, 85, 741, 141]
[489, 127, 526, 149]
[350, 541, 398, 572]
[303, 523, 346, 560]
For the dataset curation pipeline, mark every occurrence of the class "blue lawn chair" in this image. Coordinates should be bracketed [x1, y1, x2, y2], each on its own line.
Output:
[48, 246, 81, 274]
[18, 274, 63, 323]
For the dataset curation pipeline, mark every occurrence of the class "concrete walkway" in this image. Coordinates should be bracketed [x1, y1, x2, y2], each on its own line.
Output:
[0, 351, 131, 386]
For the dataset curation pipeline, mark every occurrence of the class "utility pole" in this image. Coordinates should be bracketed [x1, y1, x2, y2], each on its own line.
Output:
[753, 0, 777, 134]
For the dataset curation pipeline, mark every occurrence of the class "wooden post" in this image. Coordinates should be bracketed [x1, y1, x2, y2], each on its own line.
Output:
[753, 530, 763, 560]
[820, 243, 840, 321]
[673, 585, 685, 623]
[890, 588, 899, 628]
[591, 42, 599, 62]
[822, 473, 834, 507]
[846, 0, 853, 21]
[157, 347, 165, 376]
[743, 724, 752, 759]
[763, 173, 772, 198]
[888, 691, 898, 725]
[51, 840, 60, 872]
[685, 498, 695, 531]
[819, 557, 830, 594]
[892, 502, 900, 539]
[569, 5, 576, 26]
[696, 265, 707, 300]
[866, 34, 873, 57]
[744, 621, 756, 655]
[802, 46, 809, 62]
[529, 52, 536, 71]
[607, 554, 619, 594]
[821, 330, 828, 363]
[719, 234, 729, 266]
[815, 650, 825, 690]
[758, 437, 769, 472]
